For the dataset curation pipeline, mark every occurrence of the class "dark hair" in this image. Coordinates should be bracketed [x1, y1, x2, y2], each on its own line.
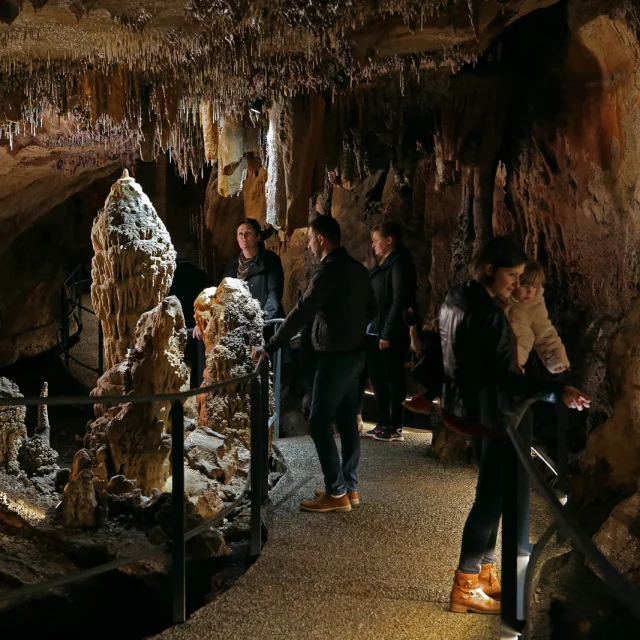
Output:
[372, 220, 403, 243]
[310, 215, 341, 245]
[236, 218, 262, 237]
[469, 236, 528, 285]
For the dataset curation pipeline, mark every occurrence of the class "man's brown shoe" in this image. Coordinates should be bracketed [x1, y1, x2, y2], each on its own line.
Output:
[300, 493, 351, 513]
[479, 563, 501, 601]
[314, 489, 359, 506]
[449, 571, 500, 614]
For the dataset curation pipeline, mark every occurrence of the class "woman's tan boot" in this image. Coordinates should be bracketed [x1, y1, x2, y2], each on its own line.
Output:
[449, 571, 500, 614]
[479, 563, 501, 601]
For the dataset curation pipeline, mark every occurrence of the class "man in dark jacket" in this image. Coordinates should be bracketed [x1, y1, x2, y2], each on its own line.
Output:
[252, 216, 376, 513]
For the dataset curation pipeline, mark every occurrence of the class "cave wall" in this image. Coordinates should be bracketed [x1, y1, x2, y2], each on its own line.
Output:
[0, 168, 122, 366]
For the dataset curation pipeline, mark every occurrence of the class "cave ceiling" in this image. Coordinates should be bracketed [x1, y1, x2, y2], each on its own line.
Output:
[0, 0, 572, 228]
[0, 1, 559, 144]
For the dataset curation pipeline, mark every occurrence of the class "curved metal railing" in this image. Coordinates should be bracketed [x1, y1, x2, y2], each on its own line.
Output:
[0, 354, 273, 625]
[501, 399, 640, 638]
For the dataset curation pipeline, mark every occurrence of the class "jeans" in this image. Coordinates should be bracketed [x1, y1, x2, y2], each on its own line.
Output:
[308, 350, 367, 496]
[367, 335, 407, 429]
[458, 436, 506, 574]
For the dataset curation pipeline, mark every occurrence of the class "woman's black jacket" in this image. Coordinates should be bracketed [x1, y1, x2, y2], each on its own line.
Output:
[368, 245, 416, 344]
[438, 281, 565, 433]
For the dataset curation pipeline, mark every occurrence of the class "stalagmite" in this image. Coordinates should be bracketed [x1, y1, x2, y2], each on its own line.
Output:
[35, 382, 50, 444]
[90, 169, 177, 371]
[194, 279, 270, 448]
[62, 469, 98, 528]
[86, 296, 189, 495]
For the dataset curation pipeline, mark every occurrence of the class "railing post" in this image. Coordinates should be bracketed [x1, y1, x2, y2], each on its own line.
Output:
[250, 374, 263, 558]
[555, 402, 569, 544]
[260, 357, 270, 504]
[273, 347, 282, 439]
[196, 339, 205, 388]
[75, 266, 83, 330]
[61, 291, 70, 371]
[98, 321, 104, 377]
[501, 426, 530, 637]
[170, 400, 186, 624]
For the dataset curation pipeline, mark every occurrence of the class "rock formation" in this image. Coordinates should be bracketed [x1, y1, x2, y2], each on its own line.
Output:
[86, 295, 189, 494]
[91, 169, 177, 371]
[0, 377, 27, 475]
[19, 382, 59, 477]
[194, 279, 267, 448]
[591, 483, 640, 587]
[582, 298, 640, 497]
[62, 468, 98, 529]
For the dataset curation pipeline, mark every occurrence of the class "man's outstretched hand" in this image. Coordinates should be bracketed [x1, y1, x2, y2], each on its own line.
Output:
[251, 346, 268, 361]
[562, 386, 591, 411]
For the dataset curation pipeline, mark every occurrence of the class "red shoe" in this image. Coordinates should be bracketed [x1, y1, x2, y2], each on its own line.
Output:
[402, 394, 433, 415]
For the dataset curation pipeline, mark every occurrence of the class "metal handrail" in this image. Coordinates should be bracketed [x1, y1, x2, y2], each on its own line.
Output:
[501, 399, 640, 638]
[0, 354, 272, 626]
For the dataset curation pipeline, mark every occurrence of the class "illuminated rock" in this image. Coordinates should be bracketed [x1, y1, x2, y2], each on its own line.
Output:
[90, 169, 176, 372]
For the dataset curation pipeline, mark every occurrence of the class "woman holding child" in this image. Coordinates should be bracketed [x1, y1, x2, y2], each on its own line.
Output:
[439, 236, 589, 615]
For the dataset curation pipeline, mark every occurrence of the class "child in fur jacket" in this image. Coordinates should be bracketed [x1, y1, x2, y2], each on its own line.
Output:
[504, 262, 570, 373]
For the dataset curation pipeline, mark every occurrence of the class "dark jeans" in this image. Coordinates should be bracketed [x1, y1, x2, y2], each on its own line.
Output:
[459, 436, 506, 573]
[459, 410, 533, 574]
[308, 350, 367, 496]
[367, 335, 407, 429]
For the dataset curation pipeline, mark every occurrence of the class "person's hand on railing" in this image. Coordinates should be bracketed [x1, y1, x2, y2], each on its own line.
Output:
[251, 346, 268, 360]
[192, 325, 203, 341]
[562, 386, 591, 411]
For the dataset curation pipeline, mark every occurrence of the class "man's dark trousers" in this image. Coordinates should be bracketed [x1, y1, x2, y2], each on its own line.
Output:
[308, 350, 367, 496]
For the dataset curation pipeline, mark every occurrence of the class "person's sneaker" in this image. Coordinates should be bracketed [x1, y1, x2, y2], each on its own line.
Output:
[373, 427, 404, 442]
[364, 424, 386, 438]
[314, 489, 360, 506]
[300, 493, 351, 513]
[402, 393, 433, 415]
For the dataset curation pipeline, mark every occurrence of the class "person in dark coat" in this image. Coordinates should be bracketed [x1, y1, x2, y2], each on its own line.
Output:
[193, 218, 285, 342]
[363, 221, 417, 442]
[223, 218, 285, 324]
[439, 236, 590, 615]
[252, 215, 376, 514]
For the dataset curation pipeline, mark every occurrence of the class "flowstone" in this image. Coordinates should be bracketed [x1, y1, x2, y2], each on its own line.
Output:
[86, 296, 189, 495]
[0, 377, 26, 475]
[90, 169, 177, 371]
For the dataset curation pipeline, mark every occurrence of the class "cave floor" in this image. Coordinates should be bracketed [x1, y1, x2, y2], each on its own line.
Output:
[156, 429, 553, 640]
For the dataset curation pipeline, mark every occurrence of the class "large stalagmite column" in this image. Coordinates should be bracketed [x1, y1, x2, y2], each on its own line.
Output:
[90, 169, 176, 371]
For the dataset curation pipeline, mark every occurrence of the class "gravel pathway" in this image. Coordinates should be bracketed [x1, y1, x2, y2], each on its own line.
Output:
[156, 429, 553, 640]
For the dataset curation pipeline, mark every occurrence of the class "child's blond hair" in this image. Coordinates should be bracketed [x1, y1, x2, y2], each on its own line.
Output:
[520, 262, 546, 288]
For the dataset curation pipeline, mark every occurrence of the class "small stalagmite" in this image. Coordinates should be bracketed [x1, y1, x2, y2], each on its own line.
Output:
[194, 279, 269, 448]
[90, 169, 177, 371]
[19, 381, 59, 477]
[35, 382, 50, 444]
